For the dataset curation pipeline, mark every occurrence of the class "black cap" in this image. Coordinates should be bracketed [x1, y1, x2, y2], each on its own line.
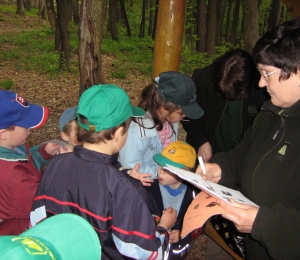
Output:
[155, 71, 204, 119]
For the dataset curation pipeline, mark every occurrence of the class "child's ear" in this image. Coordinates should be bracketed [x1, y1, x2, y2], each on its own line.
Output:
[61, 132, 70, 142]
[114, 127, 124, 142]
[0, 129, 7, 140]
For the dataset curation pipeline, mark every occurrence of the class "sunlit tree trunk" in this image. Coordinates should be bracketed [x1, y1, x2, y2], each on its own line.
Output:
[79, 0, 106, 95]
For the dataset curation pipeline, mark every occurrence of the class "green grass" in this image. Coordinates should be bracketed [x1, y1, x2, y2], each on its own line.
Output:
[0, 79, 14, 90]
[0, 3, 229, 80]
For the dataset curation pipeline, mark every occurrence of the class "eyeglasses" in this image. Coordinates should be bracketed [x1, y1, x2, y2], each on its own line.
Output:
[260, 69, 281, 82]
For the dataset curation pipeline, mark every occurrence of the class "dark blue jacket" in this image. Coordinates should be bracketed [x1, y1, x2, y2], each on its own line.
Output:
[31, 146, 169, 260]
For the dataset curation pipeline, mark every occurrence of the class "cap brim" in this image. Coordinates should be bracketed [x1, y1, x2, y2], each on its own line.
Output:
[181, 103, 204, 120]
[22, 214, 100, 260]
[132, 106, 145, 117]
[153, 153, 185, 168]
[16, 105, 48, 129]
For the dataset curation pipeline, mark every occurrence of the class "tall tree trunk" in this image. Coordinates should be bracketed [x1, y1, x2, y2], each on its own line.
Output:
[230, 0, 240, 46]
[215, 0, 225, 46]
[72, 0, 80, 24]
[226, 0, 232, 42]
[57, 0, 71, 71]
[139, 0, 146, 38]
[268, 0, 282, 31]
[109, 0, 118, 40]
[148, 0, 154, 36]
[242, 0, 259, 53]
[151, 0, 159, 40]
[45, 0, 56, 32]
[24, 0, 31, 11]
[120, 0, 131, 36]
[79, 0, 106, 95]
[196, 0, 206, 53]
[16, 0, 25, 15]
[206, 0, 217, 56]
[39, 0, 47, 20]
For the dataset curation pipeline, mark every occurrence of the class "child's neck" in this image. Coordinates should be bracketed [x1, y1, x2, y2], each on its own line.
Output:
[168, 181, 183, 189]
[83, 141, 115, 155]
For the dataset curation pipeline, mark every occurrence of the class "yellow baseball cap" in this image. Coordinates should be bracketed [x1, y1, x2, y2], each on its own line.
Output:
[153, 141, 196, 169]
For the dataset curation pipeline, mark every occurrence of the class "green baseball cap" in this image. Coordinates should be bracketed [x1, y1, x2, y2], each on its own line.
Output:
[77, 84, 145, 132]
[0, 214, 101, 260]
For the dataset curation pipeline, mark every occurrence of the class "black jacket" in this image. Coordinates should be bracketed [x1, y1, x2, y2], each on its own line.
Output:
[211, 99, 300, 260]
[181, 65, 269, 152]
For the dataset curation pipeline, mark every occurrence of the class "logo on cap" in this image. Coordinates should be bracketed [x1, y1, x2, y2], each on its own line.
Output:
[16, 94, 29, 107]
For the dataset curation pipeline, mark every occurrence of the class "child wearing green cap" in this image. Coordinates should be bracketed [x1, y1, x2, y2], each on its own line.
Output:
[146, 141, 203, 260]
[119, 71, 204, 185]
[31, 84, 177, 260]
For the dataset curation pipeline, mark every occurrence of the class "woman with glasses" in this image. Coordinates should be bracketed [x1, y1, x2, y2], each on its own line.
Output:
[196, 17, 300, 260]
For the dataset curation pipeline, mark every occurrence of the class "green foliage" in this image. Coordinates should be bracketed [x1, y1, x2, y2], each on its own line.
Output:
[0, 79, 14, 90]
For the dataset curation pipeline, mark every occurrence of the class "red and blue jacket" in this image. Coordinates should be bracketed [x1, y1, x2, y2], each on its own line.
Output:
[31, 146, 169, 260]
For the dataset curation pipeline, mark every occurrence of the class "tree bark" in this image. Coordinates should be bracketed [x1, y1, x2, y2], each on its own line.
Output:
[16, 0, 25, 15]
[215, 0, 225, 46]
[196, 0, 206, 53]
[79, 0, 106, 95]
[226, 0, 232, 42]
[230, 0, 240, 46]
[148, 0, 154, 36]
[268, 0, 282, 31]
[206, 0, 217, 56]
[139, 0, 146, 38]
[242, 0, 259, 53]
[151, 0, 159, 40]
[45, 0, 56, 32]
[72, 0, 80, 24]
[57, 0, 71, 71]
[120, 0, 131, 36]
[109, 0, 118, 40]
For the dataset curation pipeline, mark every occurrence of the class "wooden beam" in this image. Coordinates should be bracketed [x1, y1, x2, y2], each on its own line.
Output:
[152, 0, 186, 79]
[282, 0, 300, 19]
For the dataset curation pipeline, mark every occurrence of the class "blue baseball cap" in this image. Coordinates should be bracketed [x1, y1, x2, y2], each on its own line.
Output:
[0, 90, 48, 129]
[59, 106, 77, 132]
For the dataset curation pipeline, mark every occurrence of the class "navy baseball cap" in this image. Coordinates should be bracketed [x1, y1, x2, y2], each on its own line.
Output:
[155, 71, 204, 119]
[0, 90, 48, 129]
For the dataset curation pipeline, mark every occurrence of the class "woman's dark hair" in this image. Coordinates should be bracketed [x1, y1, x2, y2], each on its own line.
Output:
[77, 116, 131, 144]
[212, 49, 260, 100]
[252, 17, 300, 81]
[137, 84, 179, 131]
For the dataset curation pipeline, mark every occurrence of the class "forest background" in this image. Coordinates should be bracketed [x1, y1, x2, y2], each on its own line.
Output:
[0, 0, 292, 147]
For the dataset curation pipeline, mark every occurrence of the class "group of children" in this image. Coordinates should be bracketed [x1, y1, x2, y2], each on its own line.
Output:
[0, 71, 205, 259]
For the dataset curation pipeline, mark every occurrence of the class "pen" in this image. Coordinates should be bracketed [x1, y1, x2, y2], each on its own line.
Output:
[198, 156, 206, 175]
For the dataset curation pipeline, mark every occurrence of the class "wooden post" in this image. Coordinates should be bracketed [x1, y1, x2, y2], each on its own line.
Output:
[152, 0, 187, 79]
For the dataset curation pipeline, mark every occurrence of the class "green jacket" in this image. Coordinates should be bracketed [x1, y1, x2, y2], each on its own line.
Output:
[211, 99, 300, 260]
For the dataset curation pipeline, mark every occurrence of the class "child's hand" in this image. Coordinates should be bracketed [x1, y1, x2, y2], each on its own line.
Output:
[168, 229, 180, 244]
[129, 163, 154, 186]
[45, 142, 61, 156]
[158, 207, 177, 231]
